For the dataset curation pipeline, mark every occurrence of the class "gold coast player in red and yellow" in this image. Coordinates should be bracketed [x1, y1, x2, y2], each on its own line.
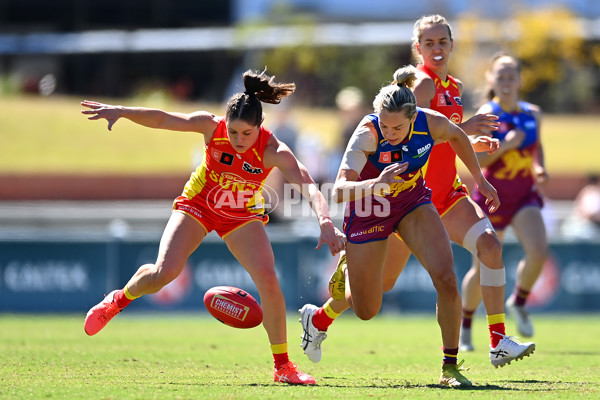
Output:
[300, 15, 535, 382]
[81, 69, 345, 386]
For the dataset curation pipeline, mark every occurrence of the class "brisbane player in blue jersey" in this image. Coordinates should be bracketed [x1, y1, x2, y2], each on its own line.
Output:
[465, 54, 549, 340]
[308, 65, 500, 387]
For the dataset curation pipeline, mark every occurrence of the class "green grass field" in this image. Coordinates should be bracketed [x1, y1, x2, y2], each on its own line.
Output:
[1, 313, 599, 399]
[1, 94, 599, 175]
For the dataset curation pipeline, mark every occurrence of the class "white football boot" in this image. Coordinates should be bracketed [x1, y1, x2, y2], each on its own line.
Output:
[299, 304, 327, 363]
[489, 332, 536, 368]
[506, 296, 534, 337]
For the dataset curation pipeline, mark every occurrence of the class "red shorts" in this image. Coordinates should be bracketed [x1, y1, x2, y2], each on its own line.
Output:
[433, 183, 470, 217]
[172, 195, 269, 238]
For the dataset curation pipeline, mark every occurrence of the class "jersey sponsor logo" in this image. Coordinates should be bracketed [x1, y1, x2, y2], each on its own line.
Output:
[242, 161, 263, 174]
[449, 113, 461, 124]
[453, 96, 462, 106]
[412, 143, 432, 158]
[349, 224, 385, 238]
[437, 93, 447, 107]
[219, 152, 234, 166]
[212, 149, 234, 165]
[379, 150, 403, 163]
[437, 91, 453, 106]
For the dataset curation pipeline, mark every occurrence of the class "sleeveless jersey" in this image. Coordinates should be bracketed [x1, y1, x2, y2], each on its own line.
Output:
[487, 99, 538, 149]
[182, 118, 274, 217]
[479, 100, 540, 203]
[416, 64, 465, 208]
[343, 110, 434, 242]
[356, 110, 434, 200]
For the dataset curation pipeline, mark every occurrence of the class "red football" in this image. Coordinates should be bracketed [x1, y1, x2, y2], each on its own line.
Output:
[203, 286, 263, 329]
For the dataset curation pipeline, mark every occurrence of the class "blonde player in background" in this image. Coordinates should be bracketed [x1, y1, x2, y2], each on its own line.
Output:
[464, 53, 549, 342]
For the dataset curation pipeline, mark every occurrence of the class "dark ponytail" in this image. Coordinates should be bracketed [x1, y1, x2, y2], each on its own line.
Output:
[226, 69, 296, 126]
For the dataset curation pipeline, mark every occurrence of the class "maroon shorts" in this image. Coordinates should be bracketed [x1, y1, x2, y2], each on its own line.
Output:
[473, 190, 543, 230]
[343, 183, 432, 244]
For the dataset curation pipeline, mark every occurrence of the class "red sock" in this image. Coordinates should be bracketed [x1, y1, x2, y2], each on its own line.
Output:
[312, 307, 334, 331]
[489, 323, 505, 348]
[113, 289, 133, 309]
[273, 352, 290, 369]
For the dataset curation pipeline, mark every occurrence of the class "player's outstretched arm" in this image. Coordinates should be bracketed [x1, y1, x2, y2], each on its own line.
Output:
[81, 99, 217, 134]
[428, 111, 500, 213]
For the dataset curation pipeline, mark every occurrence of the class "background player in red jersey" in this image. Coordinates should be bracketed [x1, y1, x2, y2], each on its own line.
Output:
[81, 69, 346, 386]
[465, 54, 549, 340]
[300, 15, 534, 371]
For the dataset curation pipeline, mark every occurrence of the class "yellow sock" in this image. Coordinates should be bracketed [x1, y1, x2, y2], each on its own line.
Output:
[124, 285, 141, 300]
[487, 313, 505, 325]
[323, 299, 341, 319]
[270, 343, 288, 354]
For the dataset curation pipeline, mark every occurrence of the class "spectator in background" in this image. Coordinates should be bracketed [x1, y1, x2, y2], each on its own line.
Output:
[466, 53, 549, 339]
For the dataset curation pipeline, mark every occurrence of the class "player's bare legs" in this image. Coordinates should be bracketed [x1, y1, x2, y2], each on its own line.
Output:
[344, 240, 388, 319]
[224, 221, 285, 345]
[84, 211, 206, 335]
[511, 206, 548, 294]
[127, 212, 206, 295]
[397, 204, 461, 350]
[381, 235, 412, 292]
[326, 235, 411, 316]
[444, 198, 505, 316]
[225, 221, 315, 385]
[505, 206, 548, 338]
[461, 228, 506, 314]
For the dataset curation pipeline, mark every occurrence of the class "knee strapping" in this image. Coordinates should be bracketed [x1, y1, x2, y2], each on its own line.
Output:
[480, 263, 506, 287]
[462, 218, 494, 256]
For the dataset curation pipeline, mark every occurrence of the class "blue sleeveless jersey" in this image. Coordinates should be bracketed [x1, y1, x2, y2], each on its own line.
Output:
[359, 109, 435, 196]
[487, 100, 538, 149]
[343, 109, 434, 243]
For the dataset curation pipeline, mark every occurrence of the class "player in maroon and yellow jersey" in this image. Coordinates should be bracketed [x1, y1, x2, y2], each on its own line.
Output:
[81, 69, 346, 386]
[466, 54, 549, 340]
[300, 16, 535, 377]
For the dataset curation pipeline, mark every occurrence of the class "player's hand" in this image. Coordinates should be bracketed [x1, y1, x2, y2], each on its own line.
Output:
[81, 100, 122, 131]
[316, 221, 346, 256]
[476, 178, 500, 213]
[471, 136, 500, 154]
[460, 113, 499, 136]
[374, 162, 408, 196]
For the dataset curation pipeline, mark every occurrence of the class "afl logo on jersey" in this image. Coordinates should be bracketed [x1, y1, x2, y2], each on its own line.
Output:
[449, 113, 461, 124]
